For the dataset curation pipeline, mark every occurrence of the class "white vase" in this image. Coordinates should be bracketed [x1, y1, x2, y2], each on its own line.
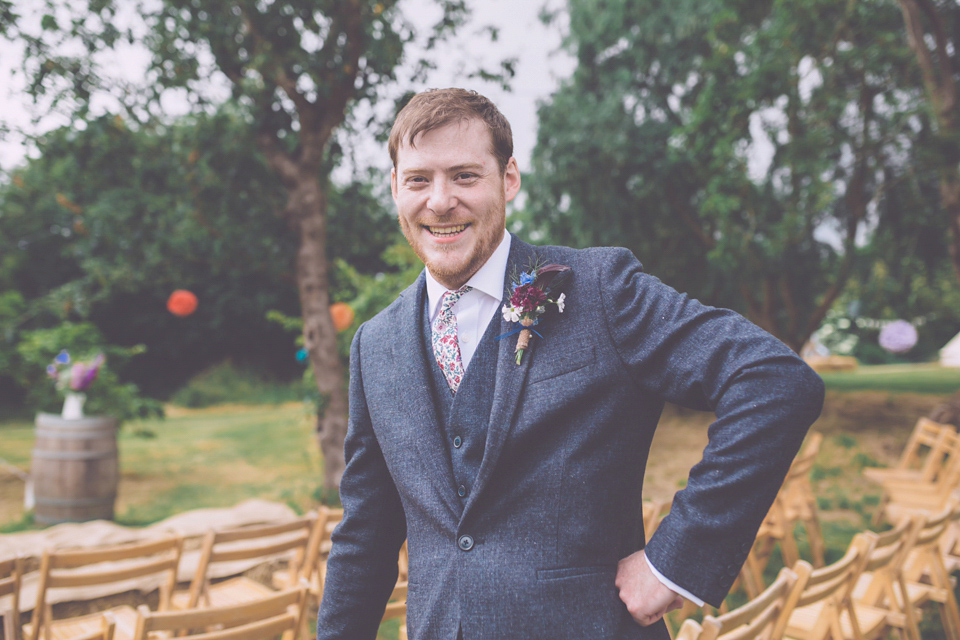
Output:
[61, 392, 86, 420]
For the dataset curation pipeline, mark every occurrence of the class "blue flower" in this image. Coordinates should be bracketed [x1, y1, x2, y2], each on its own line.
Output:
[55, 350, 70, 365]
[519, 271, 535, 286]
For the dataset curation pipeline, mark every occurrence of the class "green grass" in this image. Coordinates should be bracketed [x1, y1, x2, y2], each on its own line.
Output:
[0, 402, 324, 529]
[820, 363, 960, 394]
[169, 362, 309, 408]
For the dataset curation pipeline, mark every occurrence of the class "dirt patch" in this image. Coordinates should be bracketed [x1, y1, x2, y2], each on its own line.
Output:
[643, 391, 941, 504]
[0, 474, 28, 527]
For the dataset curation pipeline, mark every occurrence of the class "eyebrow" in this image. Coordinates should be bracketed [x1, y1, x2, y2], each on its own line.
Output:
[399, 162, 487, 177]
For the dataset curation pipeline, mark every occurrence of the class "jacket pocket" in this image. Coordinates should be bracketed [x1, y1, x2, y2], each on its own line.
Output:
[536, 564, 615, 581]
[529, 344, 595, 384]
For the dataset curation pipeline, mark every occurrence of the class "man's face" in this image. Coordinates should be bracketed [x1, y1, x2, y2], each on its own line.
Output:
[392, 118, 521, 290]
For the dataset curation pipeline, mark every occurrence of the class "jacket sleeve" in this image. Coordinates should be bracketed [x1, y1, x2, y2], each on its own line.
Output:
[597, 247, 825, 606]
[316, 324, 407, 639]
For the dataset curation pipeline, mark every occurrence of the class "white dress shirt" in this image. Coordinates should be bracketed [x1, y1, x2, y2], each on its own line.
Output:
[424, 231, 704, 607]
[426, 232, 512, 369]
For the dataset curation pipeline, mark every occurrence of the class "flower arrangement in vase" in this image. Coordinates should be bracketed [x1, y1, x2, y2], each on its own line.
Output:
[46, 350, 105, 419]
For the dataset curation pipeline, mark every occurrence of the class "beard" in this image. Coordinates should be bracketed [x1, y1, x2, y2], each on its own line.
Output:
[399, 192, 506, 289]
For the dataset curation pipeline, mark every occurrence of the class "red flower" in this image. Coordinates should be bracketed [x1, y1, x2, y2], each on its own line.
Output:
[509, 284, 547, 313]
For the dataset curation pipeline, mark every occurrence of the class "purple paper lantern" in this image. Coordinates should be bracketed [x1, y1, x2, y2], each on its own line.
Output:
[879, 320, 918, 354]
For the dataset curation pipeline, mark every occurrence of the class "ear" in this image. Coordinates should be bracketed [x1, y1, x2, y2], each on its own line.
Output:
[391, 167, 399, 203]
[503, 157, 521, 203]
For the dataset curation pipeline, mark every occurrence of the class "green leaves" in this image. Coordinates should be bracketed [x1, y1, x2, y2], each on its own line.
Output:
[527, 0, 930, 351]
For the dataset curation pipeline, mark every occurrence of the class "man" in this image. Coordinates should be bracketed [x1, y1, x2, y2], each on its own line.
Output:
[316, 88, 824, 639]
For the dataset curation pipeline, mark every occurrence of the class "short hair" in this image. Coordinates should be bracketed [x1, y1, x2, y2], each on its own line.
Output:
[388, 88, 514, 173]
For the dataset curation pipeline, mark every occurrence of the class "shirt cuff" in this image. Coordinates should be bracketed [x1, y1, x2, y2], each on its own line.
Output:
[644, 553, 705, 607]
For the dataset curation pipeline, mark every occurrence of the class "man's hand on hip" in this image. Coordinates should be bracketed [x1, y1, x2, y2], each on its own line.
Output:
[615, 549, 685, 626]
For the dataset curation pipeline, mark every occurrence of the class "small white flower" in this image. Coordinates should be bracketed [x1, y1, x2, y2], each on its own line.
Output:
[556, 293, 566, 313]
[502, 305, 521, 323]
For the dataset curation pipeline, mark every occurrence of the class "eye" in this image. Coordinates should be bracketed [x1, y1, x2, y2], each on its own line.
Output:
[455, 172, 478, 182]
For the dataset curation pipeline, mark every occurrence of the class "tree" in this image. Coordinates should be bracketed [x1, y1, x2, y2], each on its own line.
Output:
[0, 109, 399, 407]
[3, 0, 492, 489]
[824, 146, 960, 364]
[896, 0, 960, 286]
[525, 0, 924, 352]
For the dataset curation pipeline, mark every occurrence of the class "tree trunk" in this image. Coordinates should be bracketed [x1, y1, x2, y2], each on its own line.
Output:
[290, 174, 347, 491]
[942, 171, 960, 284]
[898, 0, 960, 285]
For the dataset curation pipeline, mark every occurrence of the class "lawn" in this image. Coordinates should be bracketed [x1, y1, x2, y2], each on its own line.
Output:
[0, 402, 324, 528]
[820, 362, 960, 395]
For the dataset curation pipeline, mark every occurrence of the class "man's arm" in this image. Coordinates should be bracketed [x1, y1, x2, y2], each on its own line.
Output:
[316, 325, 407, 639]
[598, 248, 825, 608]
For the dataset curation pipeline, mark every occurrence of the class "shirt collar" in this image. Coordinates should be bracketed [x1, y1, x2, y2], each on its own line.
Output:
[426, 231, 512, 317]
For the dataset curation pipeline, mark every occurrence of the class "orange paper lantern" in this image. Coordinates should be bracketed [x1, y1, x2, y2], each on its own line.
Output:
[330, 302, 354, 332]
[167, 289, 198, 316]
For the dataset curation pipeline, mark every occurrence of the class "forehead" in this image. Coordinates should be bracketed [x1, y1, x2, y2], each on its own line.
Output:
[395, 119, 496, 170]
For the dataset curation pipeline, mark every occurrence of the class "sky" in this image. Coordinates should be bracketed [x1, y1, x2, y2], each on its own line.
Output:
[0, 0, 576, 176]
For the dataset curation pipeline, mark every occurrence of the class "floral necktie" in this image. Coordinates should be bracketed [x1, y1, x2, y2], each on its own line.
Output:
[432, 285, 472, 393]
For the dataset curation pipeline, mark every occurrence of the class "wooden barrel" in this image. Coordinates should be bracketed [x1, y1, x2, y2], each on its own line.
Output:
[31, 412, 118, 525]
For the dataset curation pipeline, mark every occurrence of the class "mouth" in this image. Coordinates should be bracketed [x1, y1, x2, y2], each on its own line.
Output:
[425, 224, 469, 238]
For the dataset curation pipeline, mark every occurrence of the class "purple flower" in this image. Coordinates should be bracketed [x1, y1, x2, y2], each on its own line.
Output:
[65, 353, 104, 391]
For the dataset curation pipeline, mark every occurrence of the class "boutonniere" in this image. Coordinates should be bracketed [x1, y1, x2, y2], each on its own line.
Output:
[499, 261, 572, 365]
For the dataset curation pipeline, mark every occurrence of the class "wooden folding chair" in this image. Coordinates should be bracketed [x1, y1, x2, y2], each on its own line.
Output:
[775, 533, 889, 640]
[1, 555, 24, 640]
[675, 566, 804, 640]
[132, 585, 307, 640]
[272, 507, 341, 596]
[743, 432, 825, 599]
[397, 539, 409, 583]
[23, 535, 182, 640]
[172, 514, 316, 611]
[881, 440, 960, 522]
[852, 515, 924, 640]
[899, 503, 960, 640]
[381, 581, 408, 640]
[939, 501, 960, 574]
[72, 613, 116, 640]
[643, 500, 670, 542]
[864, 418, 951, 485]
[872, 427, 960, 524]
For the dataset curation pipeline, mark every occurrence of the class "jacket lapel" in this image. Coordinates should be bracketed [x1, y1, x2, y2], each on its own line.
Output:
[463, 237, 538, 519]
[395, 273, 461, 519]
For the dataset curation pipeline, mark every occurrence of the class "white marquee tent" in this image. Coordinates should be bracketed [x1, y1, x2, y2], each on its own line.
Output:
[941, 332, 960, 367]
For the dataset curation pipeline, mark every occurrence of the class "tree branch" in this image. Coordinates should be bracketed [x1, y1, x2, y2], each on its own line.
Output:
[899, 0, 945, 115]
[241, 10, 314, 118]
[666, 188, 716, 250]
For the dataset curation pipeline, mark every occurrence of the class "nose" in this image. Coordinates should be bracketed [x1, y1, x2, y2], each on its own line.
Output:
[427, 180, 456, 215]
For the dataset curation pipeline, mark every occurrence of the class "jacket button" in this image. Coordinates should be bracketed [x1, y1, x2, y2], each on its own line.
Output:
[458, 535, 474, 551]
[453, 436, 463, 448]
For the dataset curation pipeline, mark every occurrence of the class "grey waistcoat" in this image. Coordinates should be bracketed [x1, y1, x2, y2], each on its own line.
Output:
[423, 298, 501, 505]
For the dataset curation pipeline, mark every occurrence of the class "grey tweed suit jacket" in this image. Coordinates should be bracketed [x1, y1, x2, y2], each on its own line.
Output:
[316, 236, 825, 640]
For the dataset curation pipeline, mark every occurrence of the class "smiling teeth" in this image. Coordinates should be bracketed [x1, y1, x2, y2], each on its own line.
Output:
[430, 225, 466, 236]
